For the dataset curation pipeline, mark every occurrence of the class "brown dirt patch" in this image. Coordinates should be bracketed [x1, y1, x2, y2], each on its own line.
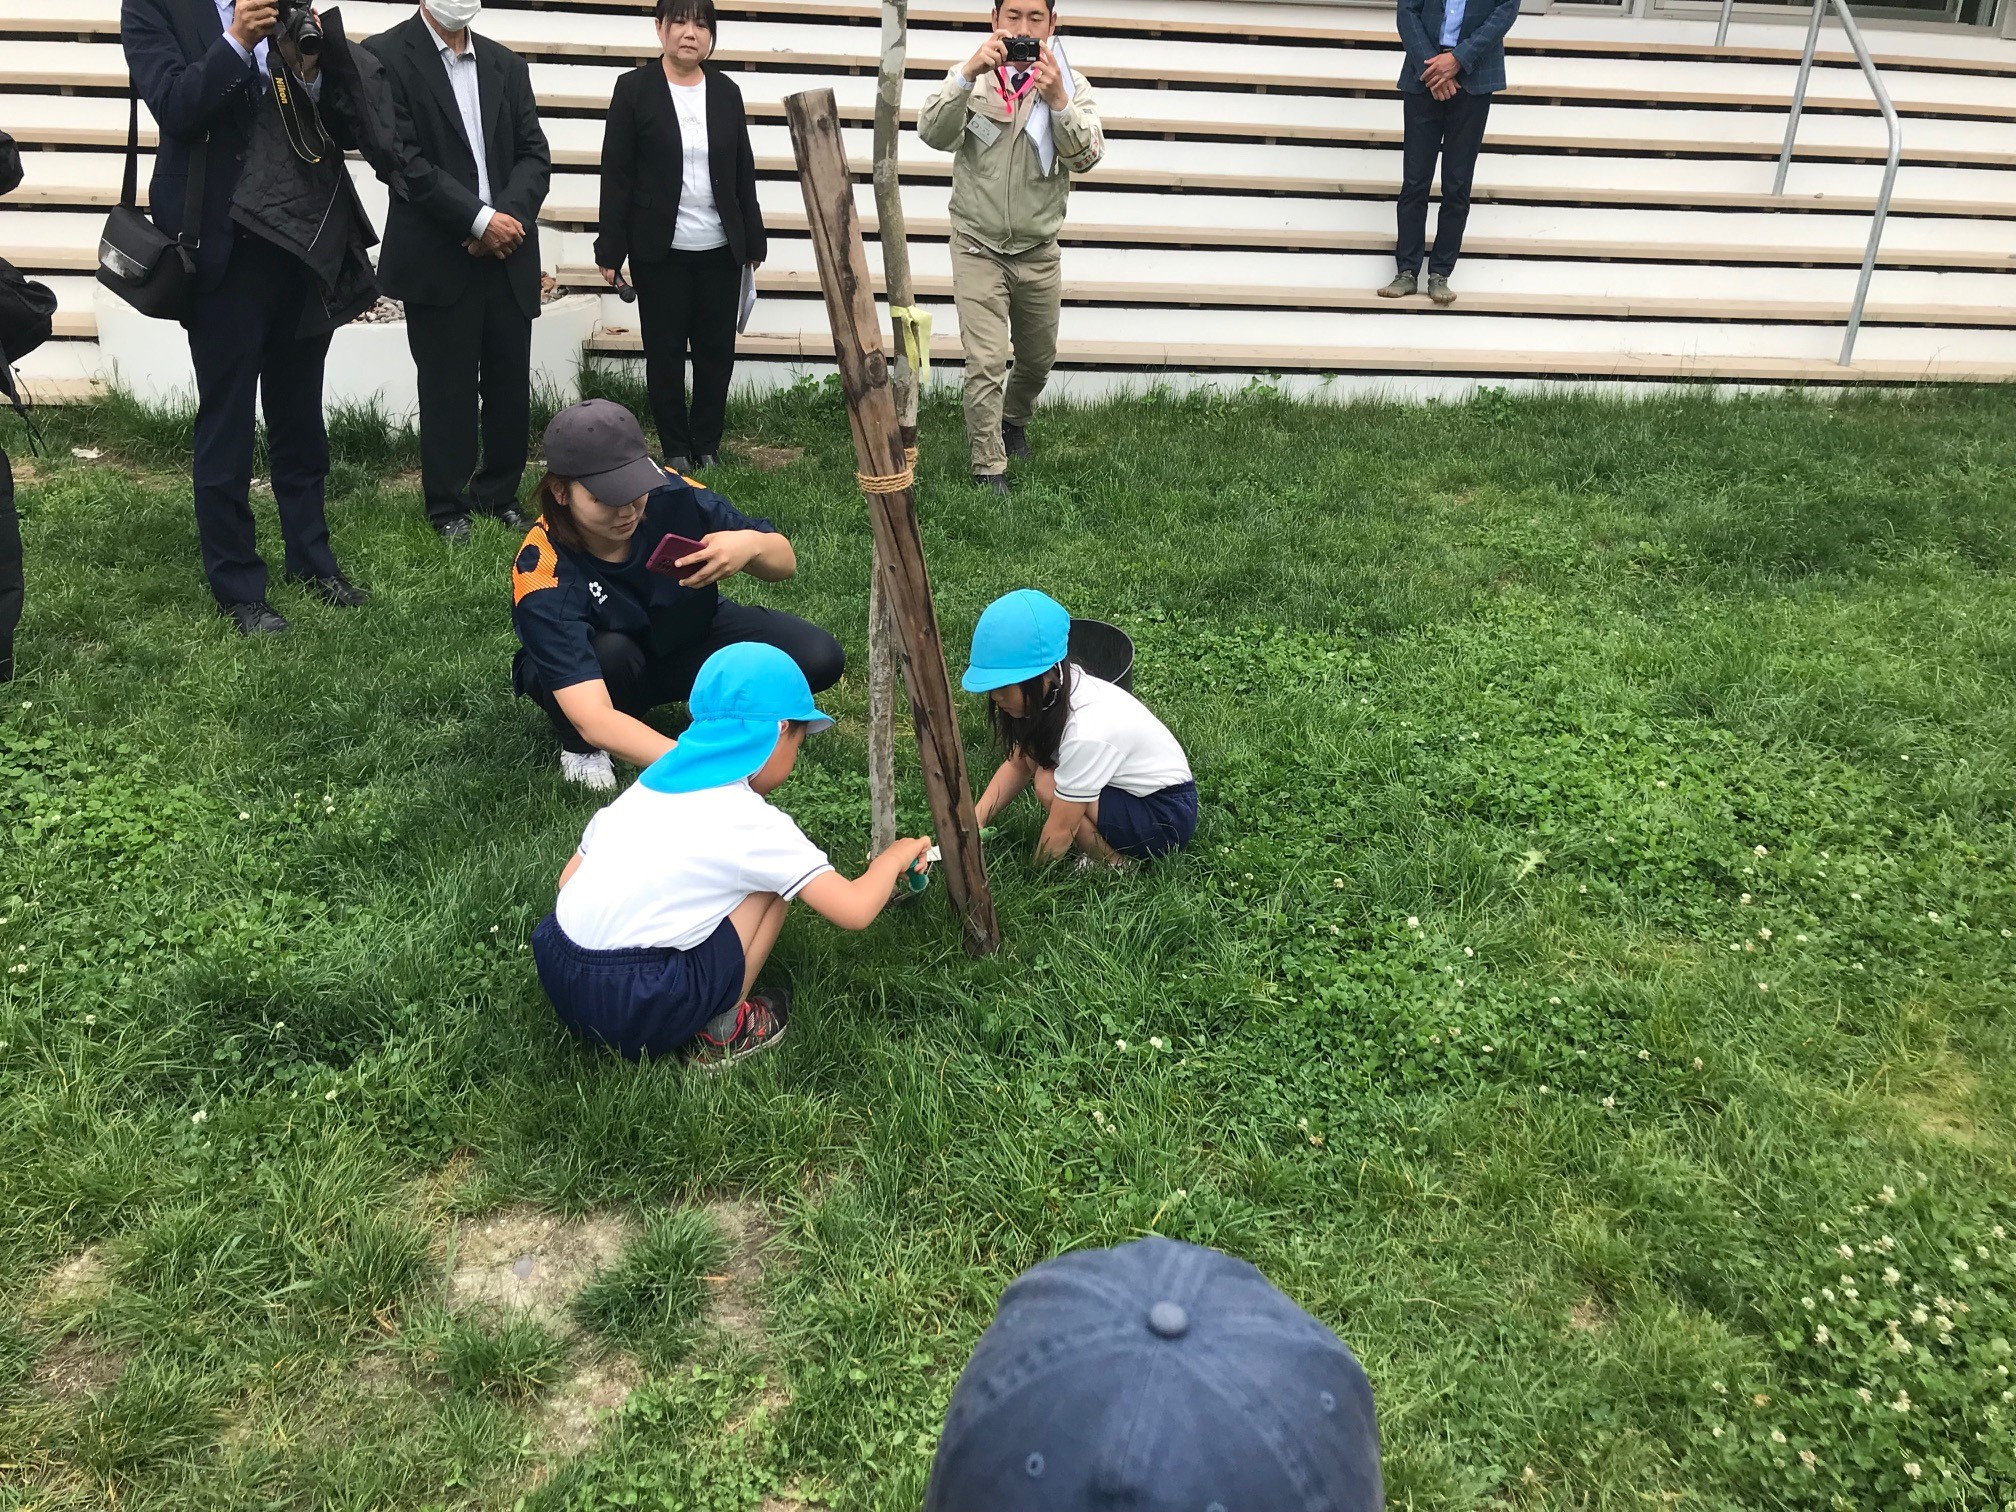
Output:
[1567, 1297, 1610, 1336]
[732, 442, 805, 472]
[1889, 1053, 1992, 1148]
[535, 1353, 646, 1459]
[33, 1333, 126, 1399]
[39, 1246, 108, 1312]
[11, 458, 36, 485]
[704, 1198, 778, 1346]
[447, 1207, 635, 1329]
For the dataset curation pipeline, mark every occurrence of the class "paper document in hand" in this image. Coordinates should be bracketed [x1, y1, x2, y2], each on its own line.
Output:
[738, 265, 757, 334]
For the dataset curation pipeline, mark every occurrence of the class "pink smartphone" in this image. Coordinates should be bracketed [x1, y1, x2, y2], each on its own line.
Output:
[645, 532, 709, 580]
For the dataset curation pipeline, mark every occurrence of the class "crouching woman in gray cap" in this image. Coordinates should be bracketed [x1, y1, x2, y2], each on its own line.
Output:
[927, 1236, 1385, 1511]
[511, 399, 844, 790]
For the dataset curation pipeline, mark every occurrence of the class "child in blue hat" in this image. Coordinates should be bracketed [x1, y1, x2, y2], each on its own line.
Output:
[963, 590, 1197, 865]
[532, 642, 934, 1069]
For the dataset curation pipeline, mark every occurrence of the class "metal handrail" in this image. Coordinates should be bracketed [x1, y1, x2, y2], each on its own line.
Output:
[1715, 0, 1902, 366]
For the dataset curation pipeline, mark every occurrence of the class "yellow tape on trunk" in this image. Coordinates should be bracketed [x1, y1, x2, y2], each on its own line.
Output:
[890, 306, 933, 387]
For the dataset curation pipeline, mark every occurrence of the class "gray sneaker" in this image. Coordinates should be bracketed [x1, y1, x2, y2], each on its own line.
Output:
[1426, 274, 1457, 306]
[1377, 270, 1418, 299]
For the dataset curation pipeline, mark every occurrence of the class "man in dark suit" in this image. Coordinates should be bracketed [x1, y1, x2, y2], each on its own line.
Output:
[1382, 0, 1520, 307]
[367, 2, 550, 545]
[121, 0, 368, 635]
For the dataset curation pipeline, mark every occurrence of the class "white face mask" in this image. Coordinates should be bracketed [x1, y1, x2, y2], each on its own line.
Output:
[424, 0, 481, 31]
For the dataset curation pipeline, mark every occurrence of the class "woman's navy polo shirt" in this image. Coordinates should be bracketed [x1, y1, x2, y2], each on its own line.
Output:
[511, 475, 776, 694]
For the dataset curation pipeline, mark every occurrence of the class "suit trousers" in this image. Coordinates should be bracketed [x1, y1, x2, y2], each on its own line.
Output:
[404, 256, 535, 528]
[951, 235, 1061, 477]
[1396, 90, 1492, 278]
[631, 245, 740, 463]
[0, 448, 19, 683]
[186, 230, 341, 608]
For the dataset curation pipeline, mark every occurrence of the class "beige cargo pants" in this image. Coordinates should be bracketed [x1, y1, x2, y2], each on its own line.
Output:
[951, 235, 1062, 477]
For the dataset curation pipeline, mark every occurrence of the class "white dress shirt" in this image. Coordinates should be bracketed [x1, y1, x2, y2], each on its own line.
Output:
[1439, 0, 1465, 49]
[429, 20, 496, 241]
[216, 0, 321, 100]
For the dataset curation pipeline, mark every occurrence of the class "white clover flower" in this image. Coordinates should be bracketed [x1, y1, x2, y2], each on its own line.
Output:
[1758, 983, 1769, 993]
[1116, 1039, 1127, 1051]
[1979, 1245, 1991, 1260]
[1822, 1288, 1836, 1303]
[1740, 893, 1752, 905]
[1655, 779, 1667, 788]
[1692, 1057, 1704, 1071]
[1548, 996, 1561, 1005]
[324, 1089, 338, 1102]
[1892, 1392, 1911, 1413]
[1795, 933, 1807, 943]
[1844, 1287, 1859, 1301]
[1839, 1244, 1855, 1259]
[1884, 1267, 1901, 1285]
[238, 811, 250, 821]
[1333, 877, 1345, 889]
[1482, 1044, 1494, 1054]
[1759, 927, 1772, 940]
[1996, 1225, 2008, 1240]
[1149, 1036, 1165, 1051]
[1856, 1387, 1873, 1404]
[1879, 1185, 1896, 1204]
[1851, 892, 1863, 901]
[1876, 1235, 1895, 1253]
[1463, 946, 1473, 958]
[84, 1014, 96, 1026]
[1710, 1425, 1723, 1438]
[1912, 1307, 1929, 1325]
[1755, 845, 1769, 857]
[1928, 911, 1941, 922]
[9, 964, 25, 975]
[1891, 1334, 1913, 1354]
[1406, 916, 1419, 929]
[1601, 1096, 1615, 1109]
[1770, 1429, 1787, 1445]
[1538, 1084, 1550, 1095]
[1803, 1296, 1816, 1309]
[1711, 1380, 1726, 1393]
[1953, 1257, 1972, 1274]
[191, 1110, 208, 1125]
[1904, 1463, 1921, 1480]
[1798, 1450, 1816, 1471]
[1814, 1325, 1830, 1344]
[490, 925, 499, 934]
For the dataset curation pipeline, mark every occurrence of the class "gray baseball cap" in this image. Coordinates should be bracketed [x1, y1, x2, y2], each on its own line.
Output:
[540, 399, 667, 506]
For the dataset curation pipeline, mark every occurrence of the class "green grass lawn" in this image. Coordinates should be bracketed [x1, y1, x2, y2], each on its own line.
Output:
[3, 379, 2015, 1511]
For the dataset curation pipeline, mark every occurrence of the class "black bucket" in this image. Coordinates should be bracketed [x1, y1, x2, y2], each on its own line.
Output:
[1069, 618, 1134, 692]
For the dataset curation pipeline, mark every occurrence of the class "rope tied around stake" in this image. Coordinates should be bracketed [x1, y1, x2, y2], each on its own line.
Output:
[856, 447, 919, 496]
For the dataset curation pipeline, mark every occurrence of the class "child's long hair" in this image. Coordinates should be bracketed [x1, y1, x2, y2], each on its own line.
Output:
[988, 660, 1074, 771]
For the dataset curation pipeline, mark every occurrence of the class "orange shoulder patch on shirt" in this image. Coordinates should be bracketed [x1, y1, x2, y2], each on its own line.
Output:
[512, 521, 560, 604]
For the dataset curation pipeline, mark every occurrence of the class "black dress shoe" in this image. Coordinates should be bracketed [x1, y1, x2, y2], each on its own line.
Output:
[694, 452, 720, 470]
[288, 573, 370, 609]
[1002, 422, 1033, 460]
[436, 515, 473, 546]
[495, 505, 531, 531]
[664, 455, 693, 476]
[222, 600, 290, 636]
[973, 472, 1010, 497]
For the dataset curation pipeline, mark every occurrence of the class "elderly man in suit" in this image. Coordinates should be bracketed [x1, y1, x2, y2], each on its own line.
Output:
[366, 1, 550, 544]
[121, 0, 368, 634]
[1382, 0, 1520, 306]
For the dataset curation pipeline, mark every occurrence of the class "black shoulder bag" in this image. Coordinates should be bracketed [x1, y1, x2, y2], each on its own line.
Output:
[96, 93, 207, 322]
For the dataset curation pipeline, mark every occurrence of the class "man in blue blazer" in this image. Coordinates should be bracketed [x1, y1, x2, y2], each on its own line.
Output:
[1381, 0, 1519, 306]
[121, 0, 366, 635]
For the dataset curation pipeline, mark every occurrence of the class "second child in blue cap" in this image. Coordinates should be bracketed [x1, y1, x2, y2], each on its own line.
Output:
[530, 643, 934, 1069]
[962, 590, 1198, 865]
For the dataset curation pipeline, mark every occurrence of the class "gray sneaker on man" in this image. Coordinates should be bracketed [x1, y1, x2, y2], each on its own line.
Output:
[1377, 270, 1418, 299]
[1426, 274, 1457, 306]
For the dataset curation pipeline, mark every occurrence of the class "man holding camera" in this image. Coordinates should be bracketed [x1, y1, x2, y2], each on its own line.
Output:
[1381, 0, 1520, 307]
[918, 0, 1102, 497]
[122, 0, 367, 635]
[366, 0, 549, 546]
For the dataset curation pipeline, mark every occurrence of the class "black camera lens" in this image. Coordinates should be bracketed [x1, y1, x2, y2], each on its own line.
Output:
[1005, 36, 1039, 63]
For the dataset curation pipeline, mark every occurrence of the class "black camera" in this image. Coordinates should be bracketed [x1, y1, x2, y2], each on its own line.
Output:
[276, 0, 322, 59]
[1004, 35, 1039, 65]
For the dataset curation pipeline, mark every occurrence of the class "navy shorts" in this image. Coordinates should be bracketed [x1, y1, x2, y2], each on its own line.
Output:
[531, 912, 745, 1060]
[1094, 779, 1199, 860]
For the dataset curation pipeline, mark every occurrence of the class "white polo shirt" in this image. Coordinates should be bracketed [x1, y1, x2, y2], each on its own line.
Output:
[556, 779, 832, 951]
[1052, 668, 1192, 804]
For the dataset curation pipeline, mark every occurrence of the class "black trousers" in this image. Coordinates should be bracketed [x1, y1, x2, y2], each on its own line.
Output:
[632, 245, 740, 462]
[404, 257, 534, 529]
[1396, 90, 1492, 278]
[0, 448, 19, 683]
[523, 599, 844, 754]
[186, 230, 342, 608]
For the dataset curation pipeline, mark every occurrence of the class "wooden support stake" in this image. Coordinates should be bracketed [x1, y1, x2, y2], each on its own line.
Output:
[784, 87, 1001, 956]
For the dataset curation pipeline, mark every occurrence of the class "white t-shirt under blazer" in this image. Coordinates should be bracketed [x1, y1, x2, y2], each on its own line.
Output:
[557, 779, 832, 951]
[668, 75, 728, 251]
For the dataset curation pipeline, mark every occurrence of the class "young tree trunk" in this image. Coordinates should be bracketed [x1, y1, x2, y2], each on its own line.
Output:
[865, 0, 915, 858]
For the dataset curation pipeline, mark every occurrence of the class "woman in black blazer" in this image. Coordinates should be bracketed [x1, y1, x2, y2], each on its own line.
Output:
[596, 0, 766, 472]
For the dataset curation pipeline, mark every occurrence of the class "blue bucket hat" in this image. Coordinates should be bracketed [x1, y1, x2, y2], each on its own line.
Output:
[639, 643, 834, 795]
[925, 1237, 1384, 1512]
[961, 589, 1071, 694]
